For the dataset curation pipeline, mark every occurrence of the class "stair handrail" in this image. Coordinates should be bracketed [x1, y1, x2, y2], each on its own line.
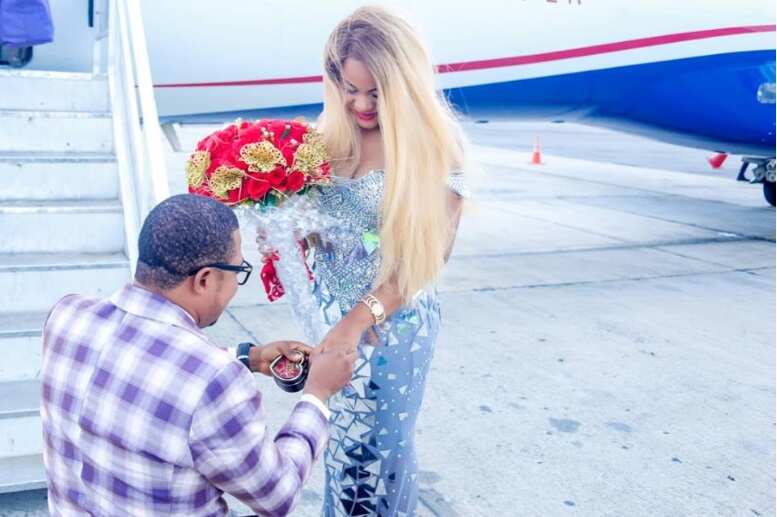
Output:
[105, 0, 169, 272]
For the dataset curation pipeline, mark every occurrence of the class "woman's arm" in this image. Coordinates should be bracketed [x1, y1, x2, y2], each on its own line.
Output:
[319, 190, 464, 352]
[444, 189, 464, 262]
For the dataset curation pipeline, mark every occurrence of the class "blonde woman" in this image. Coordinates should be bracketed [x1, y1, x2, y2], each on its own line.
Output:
[312, 6, 469, 516]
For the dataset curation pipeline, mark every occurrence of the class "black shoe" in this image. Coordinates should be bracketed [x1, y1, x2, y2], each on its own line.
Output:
[0, 45, 33, 68]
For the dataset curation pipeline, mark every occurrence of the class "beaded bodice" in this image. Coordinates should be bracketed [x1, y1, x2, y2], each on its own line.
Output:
[313, 170, 467, 313]
[313, 171, 385, 313]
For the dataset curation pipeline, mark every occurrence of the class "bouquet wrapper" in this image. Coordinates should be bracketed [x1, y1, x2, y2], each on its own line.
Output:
[236, 196, 338, 345]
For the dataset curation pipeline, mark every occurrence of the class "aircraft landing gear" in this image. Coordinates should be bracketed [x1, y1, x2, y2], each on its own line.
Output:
[738, 157, 776, 207]
[764, 181, 775, 207]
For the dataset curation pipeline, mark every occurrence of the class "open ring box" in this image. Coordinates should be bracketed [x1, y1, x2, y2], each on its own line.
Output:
[270, 354, 309, 392]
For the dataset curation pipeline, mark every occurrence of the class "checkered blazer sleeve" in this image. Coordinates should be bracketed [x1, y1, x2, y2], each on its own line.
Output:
[189, 361, 329, 516]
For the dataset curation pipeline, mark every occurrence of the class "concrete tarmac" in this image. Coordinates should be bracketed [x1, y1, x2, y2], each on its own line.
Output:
[0, 123, 762, 517]
[167, 121, 776, 517]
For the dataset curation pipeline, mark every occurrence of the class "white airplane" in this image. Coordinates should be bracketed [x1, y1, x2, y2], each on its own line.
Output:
[139, 0, 776, 204]
[14, 1, 772, 203]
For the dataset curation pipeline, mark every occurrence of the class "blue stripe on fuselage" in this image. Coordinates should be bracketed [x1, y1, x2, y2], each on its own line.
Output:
[446, 50, 776, 156]
[163, 51, 775, 156]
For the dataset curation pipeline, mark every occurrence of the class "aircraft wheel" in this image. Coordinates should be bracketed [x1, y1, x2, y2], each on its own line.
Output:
[763, 181, 775, 207]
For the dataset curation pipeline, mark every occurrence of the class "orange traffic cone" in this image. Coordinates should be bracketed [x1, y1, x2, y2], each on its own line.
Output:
[530, 136, 543, 165]
[707, 152, 728, 169]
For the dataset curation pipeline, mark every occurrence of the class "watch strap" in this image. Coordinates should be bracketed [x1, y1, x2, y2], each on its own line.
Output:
[236, 342, 256, 370]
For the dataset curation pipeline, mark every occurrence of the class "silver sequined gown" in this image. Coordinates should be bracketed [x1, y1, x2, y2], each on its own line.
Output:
[313, 170, 466, 517]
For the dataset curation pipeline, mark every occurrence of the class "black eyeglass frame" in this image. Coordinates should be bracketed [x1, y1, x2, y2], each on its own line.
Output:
[188, 260, 253, 285]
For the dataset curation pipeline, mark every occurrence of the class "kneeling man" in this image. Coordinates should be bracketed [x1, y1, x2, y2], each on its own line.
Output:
[41, 194, 354, 516]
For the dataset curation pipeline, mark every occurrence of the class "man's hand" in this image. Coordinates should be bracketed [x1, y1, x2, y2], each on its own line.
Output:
[303, 347, 357, 403]
[249, 340, 312, 376]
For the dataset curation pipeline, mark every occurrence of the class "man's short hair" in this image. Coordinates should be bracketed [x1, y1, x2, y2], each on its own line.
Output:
[135, 194, 239, 289]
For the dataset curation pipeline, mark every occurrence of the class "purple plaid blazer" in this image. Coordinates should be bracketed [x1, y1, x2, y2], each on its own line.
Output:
[40, 283, 328, 516]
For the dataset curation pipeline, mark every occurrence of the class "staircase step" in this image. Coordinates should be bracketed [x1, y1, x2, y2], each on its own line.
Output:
[0, 69, 109, 112]
[0, 380, 41, 458]
[0, 312, 46, 339]
[0, 152, 118, 201]
[0, 253, 131, 313]
[0, 312, 46, 383]
[0, 454, 45, 494]
[0, 199, 125, 254]
[0, 380, 38, 420]
[0, 110, 113, 153]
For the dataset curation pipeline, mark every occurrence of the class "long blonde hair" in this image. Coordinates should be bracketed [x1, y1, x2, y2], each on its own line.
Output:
[318, 5, 467, 301]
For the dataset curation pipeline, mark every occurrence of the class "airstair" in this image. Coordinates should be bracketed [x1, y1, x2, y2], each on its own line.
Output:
[0, 0, 168, 497]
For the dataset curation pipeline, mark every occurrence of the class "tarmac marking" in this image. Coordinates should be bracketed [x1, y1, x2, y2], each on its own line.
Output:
[461, 266, 774, 294]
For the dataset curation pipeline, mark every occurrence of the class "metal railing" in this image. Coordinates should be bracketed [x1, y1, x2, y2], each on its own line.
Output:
[101, 0, 170, 271]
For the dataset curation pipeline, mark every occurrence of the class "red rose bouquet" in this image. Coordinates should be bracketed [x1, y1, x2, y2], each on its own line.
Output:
[185, 120, 337, 345]
[185, 119, 331, 206]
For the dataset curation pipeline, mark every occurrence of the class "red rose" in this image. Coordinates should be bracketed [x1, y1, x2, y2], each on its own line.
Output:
[280, 140, 297, 165]
[285, 170, 305, 192]
[245, 176, 271, 201]
[234, 124, 262, 150]
[284, 122, 306, 148]
[290, 122, 307, 140]
[267, 120, 286, 137]
[227, 185, 247, 204]
[215, 158, 247, 173]
[267, 166, 287, 188]
[218, 124, 237, 141]
[189, 183, 211, 197]
[202, 137, 229, 172]
[238, 123, 262, 140]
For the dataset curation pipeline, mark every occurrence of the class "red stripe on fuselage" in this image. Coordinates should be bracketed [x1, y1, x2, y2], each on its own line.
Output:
[154, 25, 776, 88]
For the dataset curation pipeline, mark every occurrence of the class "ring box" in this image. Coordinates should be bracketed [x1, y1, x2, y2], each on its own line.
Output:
[270, 354, 309, 392]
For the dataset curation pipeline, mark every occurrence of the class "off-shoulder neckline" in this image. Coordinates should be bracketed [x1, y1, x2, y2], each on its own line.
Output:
[331, 169, 385, 183]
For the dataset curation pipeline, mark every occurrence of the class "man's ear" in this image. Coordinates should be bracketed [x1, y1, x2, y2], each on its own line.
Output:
[191, 268, 212, 295]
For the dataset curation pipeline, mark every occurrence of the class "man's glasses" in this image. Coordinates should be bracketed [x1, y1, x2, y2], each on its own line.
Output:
[189, 259, 253, 285]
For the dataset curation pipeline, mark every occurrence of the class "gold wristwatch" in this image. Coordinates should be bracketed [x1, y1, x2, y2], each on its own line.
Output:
[359, 294, 386, 325]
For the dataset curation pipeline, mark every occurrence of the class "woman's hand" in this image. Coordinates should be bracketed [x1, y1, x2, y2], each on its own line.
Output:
[249, 340, 311, 376]
[318, 305, 381, 353]
[318, 319, 366, 354]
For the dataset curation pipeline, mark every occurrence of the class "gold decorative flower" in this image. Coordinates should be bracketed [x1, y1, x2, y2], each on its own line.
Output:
[208, 165, 245, 199]
[292, 131, 328, 175]
[185, 151, 210, 188]
[240, 141, 287, 173]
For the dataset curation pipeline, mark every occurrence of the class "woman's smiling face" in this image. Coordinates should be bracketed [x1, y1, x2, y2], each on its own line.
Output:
[341, 58, 379, 130]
